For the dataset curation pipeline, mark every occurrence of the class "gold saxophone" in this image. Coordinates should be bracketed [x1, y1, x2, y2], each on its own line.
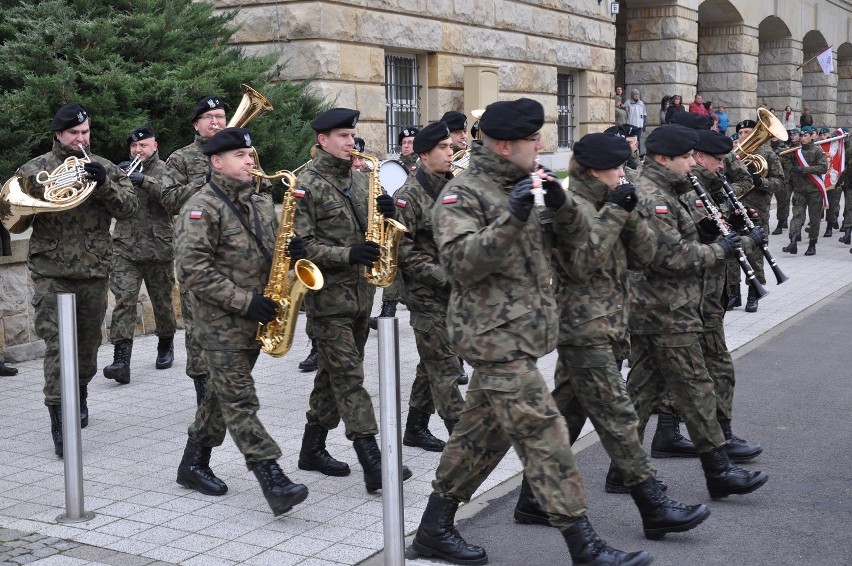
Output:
[350, 149, 408, 287]
[250, 169, 324, 357]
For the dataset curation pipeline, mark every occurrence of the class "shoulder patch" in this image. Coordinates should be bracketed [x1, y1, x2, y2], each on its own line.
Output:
[395, 198, 407, 208]
[294, 187, 306, 198]
[654, 204, 668, 214]
[189, 209, 203, 220]
[695, 199, 704, 207]
[442, 193, 458, 204]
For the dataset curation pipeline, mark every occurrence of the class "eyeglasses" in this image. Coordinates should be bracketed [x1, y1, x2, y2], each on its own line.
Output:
[198, 113, 226, 122]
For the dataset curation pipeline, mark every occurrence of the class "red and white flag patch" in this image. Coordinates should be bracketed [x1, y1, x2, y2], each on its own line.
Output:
[293, 188, 306, 198]
[189, 209, 203, 219]
[654, 205, 668, 214]
[442, 193, 458, 204]
[695, 199, 704, 207]
[396, 198, 408, 208]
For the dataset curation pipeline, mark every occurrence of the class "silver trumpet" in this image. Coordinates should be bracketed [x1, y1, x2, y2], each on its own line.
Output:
[123, 154, 143, 176]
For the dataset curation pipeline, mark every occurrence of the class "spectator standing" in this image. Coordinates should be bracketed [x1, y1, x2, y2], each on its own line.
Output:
[800, 107, 814, 128]
[659, 95, 672, 125]
[615, 97, 627, 126]
[688, 95, 709, 116]
[715, 105, 730, 133]
[665, 95, 685, 123]
[625, 88, 647, 153]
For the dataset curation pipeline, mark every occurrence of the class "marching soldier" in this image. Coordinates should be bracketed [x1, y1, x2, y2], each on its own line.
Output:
[15, 102, 137, 456]
[782, 125, 829, 255]
[773, 128, 800, 235]
[103, 125, 178, 384]
[412, 98, 652, 566]
[837, 133, 852, 245]
[440, 110, 469, 153]
[398, 126, 419, 173]
[174, 127, 308, 516]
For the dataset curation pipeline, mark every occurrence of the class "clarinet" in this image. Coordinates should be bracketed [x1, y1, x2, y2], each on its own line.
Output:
[715, 172, 789, 285]
[686, 173, 769, 300]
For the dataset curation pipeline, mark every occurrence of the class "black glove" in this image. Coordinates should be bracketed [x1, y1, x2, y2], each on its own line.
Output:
[348, 241, 380, 267]
[116, 160, 132, 171]
[750, 172, 762, 189]
[727, 209, 747, 231]
[697, 216, 722, 238]
[748, 225, 765, 247]
[791, 165, 804, 174]
[83, 161, 107, 185]
[376, 194, 396, 218]
[537, 166, 566, 210]
[247, 294, 278, 324]
[129, 172, 144, 186]
[288, 236, 306, 260]
[508, 177, 534, 221]
[607, 183, 637, 212]
[718, 232, 742, 258]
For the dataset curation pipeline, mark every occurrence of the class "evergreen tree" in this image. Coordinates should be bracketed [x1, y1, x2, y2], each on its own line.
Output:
[0, 0, 325, 199]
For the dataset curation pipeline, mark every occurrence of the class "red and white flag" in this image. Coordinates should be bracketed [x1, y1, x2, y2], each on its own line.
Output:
[819, 128, 845, 190]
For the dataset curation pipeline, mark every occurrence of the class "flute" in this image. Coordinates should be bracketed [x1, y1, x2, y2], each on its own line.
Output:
[531, 158, 545, 210]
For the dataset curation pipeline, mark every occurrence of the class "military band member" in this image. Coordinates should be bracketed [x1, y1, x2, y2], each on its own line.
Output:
[782, 125, 829, 255]
[440, 110, 469, 153]
[398, 126, 419, 173]
[15, 102, 138, 456]
[604, 124, 642, 183]
[174, 127, 308, 516]
[103, 125, 178, 384]
[293, 107, 412, 493]
[412, 98, 652, 566]
[837, 134, 852, 245]
[773, 128, 800, 235]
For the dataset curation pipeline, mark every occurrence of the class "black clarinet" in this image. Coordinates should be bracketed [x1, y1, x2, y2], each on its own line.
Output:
[686, 173, 769, 300]
[715, 172, 789, 285]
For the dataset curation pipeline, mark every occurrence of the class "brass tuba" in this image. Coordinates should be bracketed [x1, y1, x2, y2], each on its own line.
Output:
[250, 169, 324, 357]
[227, 84, 274, 128]
[449, 109, 484, 176]
[0, 144, 96, 233]
[735, 108, 788, 177]
[351, 149, 408, 287]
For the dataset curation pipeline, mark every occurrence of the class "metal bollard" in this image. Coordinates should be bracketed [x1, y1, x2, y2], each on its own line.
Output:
[55, 293, 95, 523]
[377, 317, 404, 565]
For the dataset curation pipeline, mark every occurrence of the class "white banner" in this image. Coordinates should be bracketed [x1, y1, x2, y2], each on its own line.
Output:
[817, 47, 833, 75]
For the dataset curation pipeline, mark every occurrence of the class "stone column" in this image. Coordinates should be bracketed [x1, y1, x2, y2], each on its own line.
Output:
[757, 38, 803, 124]
[836, 59, 852, 127]
[802, 49, 838, 127]
[624, 3, 698, 127]
[698, 24, 758, 128]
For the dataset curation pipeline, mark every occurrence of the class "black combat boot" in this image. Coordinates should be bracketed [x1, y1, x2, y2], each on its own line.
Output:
[718, 418, 763, 462]
[604, 462, 667, 494]
[0, 361, 18, 376]
[651, 413, 697, 458]
[699, 446, 768, 500]
[771, 221, 784, 235]
[629, 476, 710, 540]
[252, 459, 309, 516]
[457, 356, 469, 385]
[298, 346, 318, 372]
[48, 404, 63, 457]
[725, 284, 741, 311]
[744, 286, 759, 313]
[403, 407, 446, 452]
[804, 239, 817, 255]
[444, 419, 457, 435]
[176, 438, 228, 495]
[561, 516, 652, 566]
[824, 225, 833, 237]
[193, 375, 208, 406]
[155, 335, 174, 369]
[412, 493, 488, 565]
[353, 436, 412, 493]
[103, 340, 132, 384]
[79, 385, 88, 429]
[839, 227, 852, 245]
[513, 475, 551, 526]
[782, 234, 798, 254]
[369, 300, 398, 330]
[298, 422, 351, 476]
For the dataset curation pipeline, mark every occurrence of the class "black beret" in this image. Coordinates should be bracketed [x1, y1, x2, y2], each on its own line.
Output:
[413, 122, 451, 154]
[605, 124, 640, 138]
[669, 111, 712, 130]
[645, 124, 699, 156]
[604, 126, 624, 138]
[353, 137, 366, 153]
[191, 96, 225, 123]
[398, 127, 419, 146]
[788, 128, 800, 136]
[736, 119, 757, 133]
[573, 133, 632, 170]
[310, 107, 359, 132]
[51, 102, 89, 131]
[479, 98, 544, 141]
[127, 125, 156, 145]
[439, 111, 468, 132]
[694, 130, 733, 155]
[202, 127, 253, 156]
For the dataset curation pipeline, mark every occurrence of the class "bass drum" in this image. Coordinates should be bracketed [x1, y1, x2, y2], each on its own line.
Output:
[378, 160, 409, 195]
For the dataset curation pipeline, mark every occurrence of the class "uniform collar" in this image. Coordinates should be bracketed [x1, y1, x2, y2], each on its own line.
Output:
[468, 143, 529, 187]
[313, 146, 354, 178]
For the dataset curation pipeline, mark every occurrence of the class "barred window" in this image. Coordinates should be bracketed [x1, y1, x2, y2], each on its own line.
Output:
[385, 54, 421, 154]
[557, 72, 576, 149]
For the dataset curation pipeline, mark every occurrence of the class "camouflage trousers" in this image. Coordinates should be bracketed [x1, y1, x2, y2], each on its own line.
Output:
[841, 184, 852, 229]
[189, 348, 281, 469]
[826, 187, 843, 226]
[790, 190, 824, 242]
[775, 183, 792, 224]
[627, 332, 725, 453]
[552, 345, 654, 488]
[306, 315, 378, 440]
[380, 273, 406, 304]
[433, 357, 588, 529]
[179, 284, 207, 379]
[727, 216, 769, 287]
[108, 255, 177, 343]
[31, 275, 108, 405]
[407, 310, 465, 421]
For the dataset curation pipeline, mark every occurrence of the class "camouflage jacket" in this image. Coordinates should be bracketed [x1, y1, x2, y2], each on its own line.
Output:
[396, 165, 452, 311]
[175, 170, 277, 350]
[723, 151, 753, 198]
[432, 143, 590, 364]
[786, 141, 829, 194]
[112, 151, 176, 262]
[399, 153, 418, 175]
[554, 176, 656, 348]
[629, 159, 726, 335]
[624, 152, 642, 184]
[162, 135, 210, 214]
[293, 147, 377, 319]
[740, 142, 785, 217]
[837, 143, 852, 187]
[16, 140, 138, 279]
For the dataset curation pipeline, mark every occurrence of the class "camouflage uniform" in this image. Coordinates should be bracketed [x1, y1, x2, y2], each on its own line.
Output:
[175, 170, 281, 468]
[399, 152, 419, 175]
[430, 143, 592, 529]
[626, 158, 727, 454]
[838, 143, 852, 230]
[108, 151, 177, 344]
[396, 165, 464, 422]
[16, 141, 137, 405]
[293, 147, 380, 440]
[551, 175, 657, 487]
[788, 140, 829, 241]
